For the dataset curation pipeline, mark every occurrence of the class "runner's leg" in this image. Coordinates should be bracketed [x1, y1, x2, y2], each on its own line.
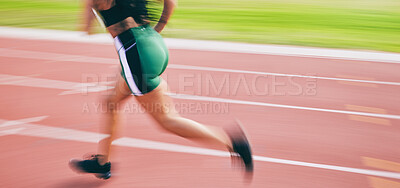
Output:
[135, 79, 233, 150]
[97, 74, 132, 165]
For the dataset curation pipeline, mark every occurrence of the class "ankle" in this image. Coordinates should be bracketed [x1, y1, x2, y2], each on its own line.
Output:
[96, 155, 109, 166]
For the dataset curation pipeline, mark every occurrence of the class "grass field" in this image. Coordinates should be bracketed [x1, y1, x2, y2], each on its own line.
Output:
[0, 0, 399, 52]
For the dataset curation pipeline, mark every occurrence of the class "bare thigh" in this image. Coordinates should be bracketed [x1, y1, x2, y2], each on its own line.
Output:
[107, 74, 133, 105]
[134, 79, 177, 122]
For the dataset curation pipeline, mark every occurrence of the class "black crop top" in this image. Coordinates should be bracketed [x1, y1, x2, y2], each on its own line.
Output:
[99, 3, 129, 27]
[99, 0, 151, 27]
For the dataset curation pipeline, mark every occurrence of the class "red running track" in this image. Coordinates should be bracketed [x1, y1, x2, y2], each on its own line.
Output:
[0, 36, 400, 188]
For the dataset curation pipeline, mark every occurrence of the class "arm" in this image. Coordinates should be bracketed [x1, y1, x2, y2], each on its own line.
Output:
[80, 0, 96, 34]
[154, 0, 177, 33]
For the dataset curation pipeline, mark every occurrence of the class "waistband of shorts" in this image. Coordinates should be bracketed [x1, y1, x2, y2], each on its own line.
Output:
[115, 24, 152, 45]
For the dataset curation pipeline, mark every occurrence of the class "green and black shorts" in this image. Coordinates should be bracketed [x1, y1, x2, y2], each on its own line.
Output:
[114, 24, 169, 95]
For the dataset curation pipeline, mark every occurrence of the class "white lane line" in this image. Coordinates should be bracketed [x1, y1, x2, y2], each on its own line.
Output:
[0, 128, 26, 136]
[1, 26, 400, 64]
[252, 156, 400, 180]
[1, 48, 399, 87]
[0, 118, 109, 142]
[167, 93, 400, 120]
[168, 64, 400, 86]
[1, 74, 399, 120]
[0, 116, 47, 136]
[0, 116, 48, 127]
[164, 38, 400, 65]
[0, 74, 114, 95]
[0, 48, 116, 64]
[1, 118, 400, 180]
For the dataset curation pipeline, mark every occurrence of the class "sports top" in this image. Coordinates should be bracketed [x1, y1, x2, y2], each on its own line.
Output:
[99, 0, 150, 27]
[99, 3, 130, 27]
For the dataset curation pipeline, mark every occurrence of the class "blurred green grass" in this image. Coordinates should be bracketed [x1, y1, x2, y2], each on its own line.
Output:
[0, 0, 399, 52]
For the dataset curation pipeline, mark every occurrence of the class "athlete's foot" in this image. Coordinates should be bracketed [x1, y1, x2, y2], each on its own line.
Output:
[69, 154, 111, 179]
[226, 120, 254, 180]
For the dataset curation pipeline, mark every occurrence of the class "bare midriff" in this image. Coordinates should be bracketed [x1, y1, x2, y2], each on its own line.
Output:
[106, 18, 142, 38]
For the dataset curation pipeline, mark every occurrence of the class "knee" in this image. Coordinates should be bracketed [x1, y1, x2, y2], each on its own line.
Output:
[154, 115, 179, 132]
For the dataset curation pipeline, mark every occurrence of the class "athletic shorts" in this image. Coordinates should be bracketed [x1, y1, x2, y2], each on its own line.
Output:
[114, 24, 169, 96]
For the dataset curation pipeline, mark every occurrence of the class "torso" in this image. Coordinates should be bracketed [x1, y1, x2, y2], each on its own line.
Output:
[93, 0, 142, 38]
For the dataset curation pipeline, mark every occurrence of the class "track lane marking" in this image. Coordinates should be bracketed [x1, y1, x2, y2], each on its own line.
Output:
[1, 26, 400, 64]
[0, 116, 48, 127]
[1, 118, 400, 180]
[0, 128, 26, 136]
[168, 64, 400, 87]
[337, 75, 378, 87]
[0, 74, 114, 95]
[0, 116, 48, 136]
[1, 74, 400, 120]
[166, 93, 400, 120]
[0, 118, 108, 142]
[337, 81, 377, 88]
[0, 48, 400, 86]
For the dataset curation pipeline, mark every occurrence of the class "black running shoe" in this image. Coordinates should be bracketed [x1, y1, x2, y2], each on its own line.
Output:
[226, 120, 254, 176]
[69, 154, 111, 179]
